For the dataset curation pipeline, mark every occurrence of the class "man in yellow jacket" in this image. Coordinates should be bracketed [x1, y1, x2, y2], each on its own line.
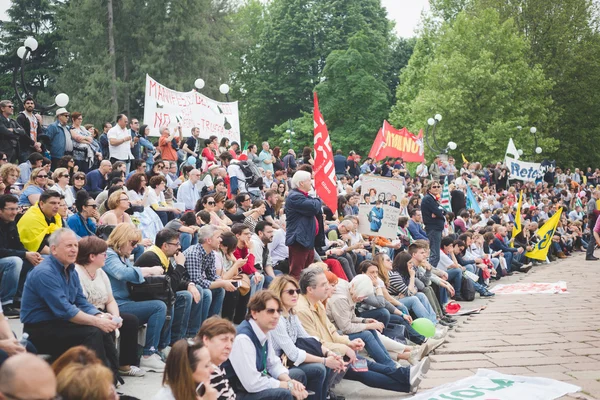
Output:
[17, 191, 62, 254]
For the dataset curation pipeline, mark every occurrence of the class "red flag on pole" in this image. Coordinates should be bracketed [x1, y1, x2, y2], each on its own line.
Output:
[313, 92, 337, 214]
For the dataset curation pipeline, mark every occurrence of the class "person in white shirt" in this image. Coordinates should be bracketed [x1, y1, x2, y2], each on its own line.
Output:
[250, 221, 279, 287]
[107, 114, 134, 172]
[416, 161, 428, 179]
[224, 290, 309, 400]
[177, 169, 203, 211]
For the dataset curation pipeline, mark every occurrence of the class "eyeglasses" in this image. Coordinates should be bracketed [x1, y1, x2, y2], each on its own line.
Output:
[244, 198, 251, 202]
[2, 207, 18, 212]
[60, 174, 69, 178]
[119, 198, 129, 202]
[74, 176, 85, 180]
[156, 165, 164, 169]
[4, 105, 14, 108]
[165, 242, 180, 247]
[265, 308, 283, 315]
[85, 203, 98, 208]
[283, 289, 301, 296]
[1, 158, 7, 161]
[36, 174, 48, 178]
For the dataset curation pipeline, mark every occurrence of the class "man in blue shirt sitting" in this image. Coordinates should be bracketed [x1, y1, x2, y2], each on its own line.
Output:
[408, 209, 429, 242]
[20, 228, 120, 375]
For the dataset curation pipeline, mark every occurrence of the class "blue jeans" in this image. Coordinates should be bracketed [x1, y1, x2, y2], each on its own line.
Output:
[167, 291, 203, 346]
[249, 274, 265, 296]
[263, 270, 283, 289]
[237, 366, 306, 400]
[345, 357, 410, 393]
[180, 232, 198, 252]
[196, 287, 226, 335]
[446, 268, 463, 295]
[290, 363, 329, 400]
[0, 257, 22, 305]
[427, 229, 443, 268]
[119, 299, 167, 355]
[399, 293, 437, 324]
[348, 330, 396, 368]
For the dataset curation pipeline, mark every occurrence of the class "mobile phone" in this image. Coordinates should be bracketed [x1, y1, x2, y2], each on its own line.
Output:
[306, 391, 316, 395]
[233, 280, 241, 288]
[196, 382, 205, 396]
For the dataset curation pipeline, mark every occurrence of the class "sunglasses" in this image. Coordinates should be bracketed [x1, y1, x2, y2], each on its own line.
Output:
[74, 176, 85, 180]
[36, 174, 48, 178]
[60, 174, 69, 178]
[1, 158, 7, 161]
[130, 240, 139, 247]
[265, 308, 283, 315]
[431, 185, 441, 188]
[4, 105, 14, 108]
[206, 201, 215, 206]
[283, 289, 301, 296]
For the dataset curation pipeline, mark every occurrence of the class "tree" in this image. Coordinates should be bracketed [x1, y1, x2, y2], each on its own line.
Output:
[315, 31, 391, 152]
[384, 37, 416, 106]
[0, 0, 63, 108]
[393, 9, 555, 164]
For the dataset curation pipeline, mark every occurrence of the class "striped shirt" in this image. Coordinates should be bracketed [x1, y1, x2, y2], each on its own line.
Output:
[270, 313, 315, 366]
[387, 270, 409, 297]
[210, 365, 236, 400]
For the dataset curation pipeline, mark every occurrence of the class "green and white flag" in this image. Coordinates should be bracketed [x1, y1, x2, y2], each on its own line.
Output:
[441, 176, 452, 212]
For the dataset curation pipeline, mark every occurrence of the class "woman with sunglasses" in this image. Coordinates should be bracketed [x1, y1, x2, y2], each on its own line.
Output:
[18, 167, 48, 207]
[57, 155, 77, 176]
[147, 160, 165, 181]
[70, 112, 101, 173]
[269, 275, 345, 400]
[198, 194, 231, 230]
[154, 339, 217, 400]
[103, 223, 168, 373]
[70, 171, 87, 196]
[50, 167, 75, 208]
[67, 191, 99, 237]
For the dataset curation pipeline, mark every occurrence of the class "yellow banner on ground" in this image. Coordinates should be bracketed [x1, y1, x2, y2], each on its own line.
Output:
[525, 208, 563, 260]
[511, 191, 523, 248]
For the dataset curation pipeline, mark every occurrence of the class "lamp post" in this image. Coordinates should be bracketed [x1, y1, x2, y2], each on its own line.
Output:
[13, 36, 69, 112]
[517, 125, 542, 159]
[424, 113, 456, 155]
[283, 119, 295, 149]
[194, 78, 233, 130]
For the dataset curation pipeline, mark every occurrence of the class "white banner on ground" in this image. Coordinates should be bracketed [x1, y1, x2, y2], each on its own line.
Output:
[357, 176, 405, 240]
[505, 156, 544, 182]
[410, 369, 580, 400]
[143, 74, 240, 143]
[490, 281, 568, 294]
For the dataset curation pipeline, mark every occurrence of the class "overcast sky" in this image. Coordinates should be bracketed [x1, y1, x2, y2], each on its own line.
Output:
[0, 0, 428, 38]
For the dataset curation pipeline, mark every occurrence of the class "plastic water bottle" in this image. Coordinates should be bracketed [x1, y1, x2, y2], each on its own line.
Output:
[19, 333, 29, 348]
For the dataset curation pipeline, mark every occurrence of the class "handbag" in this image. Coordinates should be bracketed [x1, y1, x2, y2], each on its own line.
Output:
[383, 323, 407, 344]
[127, 275, 175, 320]
[95, 224, 115, 241]
[295, 337, 323, 356]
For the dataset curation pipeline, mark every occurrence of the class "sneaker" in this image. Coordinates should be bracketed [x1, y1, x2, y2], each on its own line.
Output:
[422, 337, 445, 355]
[140, 354, 166, 372]
[2, 305, 20, 318]
[119, 365, 146, 377]
[434, 326, 448, 339]
[439, 319, 456, 327]
[410, 357, 430, 392]
[158, 346, 172, 362]
[442, 316, 457, 323]
[408, 344, 428, 365]
[481, 290, 495, 297]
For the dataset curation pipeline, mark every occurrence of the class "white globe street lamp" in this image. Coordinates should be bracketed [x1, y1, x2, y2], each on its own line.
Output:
[194, 79, 205, 90]
[24, 37, 38, 51]
[427, 118, 435, 126]
[535, 147, 543, 154]
[518, 149, 523, 156]
[17, 46, 27, 59]
[530, 127, 537, 134]
[55, 93, 70, 107]
[447, 141, 457, 150]
[434, 114, 442, 122]
[219, 84, 230, 95]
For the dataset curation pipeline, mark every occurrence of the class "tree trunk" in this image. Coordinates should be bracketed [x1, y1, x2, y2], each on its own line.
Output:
[107, 0, 119, 118]
[123, 53, 130, 116]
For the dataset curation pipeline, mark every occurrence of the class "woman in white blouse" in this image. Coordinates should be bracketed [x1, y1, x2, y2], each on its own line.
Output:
[75, 235, 145, 377]
[145, 175, 181, 225]
[50, 168, 75, 207]
[269, 275, 345, 400]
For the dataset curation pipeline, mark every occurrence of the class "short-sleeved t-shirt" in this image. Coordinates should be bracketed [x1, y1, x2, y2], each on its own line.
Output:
[75, 265, 112, 310]
[158, 136, 179, 161]
[165, 219, 183, 231]
[18, 185, 44, 206]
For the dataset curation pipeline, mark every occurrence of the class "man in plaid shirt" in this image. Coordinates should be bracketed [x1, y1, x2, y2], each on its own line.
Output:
[183, 225, 237, 327]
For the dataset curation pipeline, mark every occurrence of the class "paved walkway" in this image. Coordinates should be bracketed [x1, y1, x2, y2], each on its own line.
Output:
[11, 253, 598, 399]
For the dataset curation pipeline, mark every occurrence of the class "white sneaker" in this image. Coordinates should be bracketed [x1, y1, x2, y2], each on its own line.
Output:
[159, 346, 172, 362]
[119, 365, 146, 377]
[140, 354, 166, 372]
[434, 326, 448, 339]
[408, 345, 428, 365]
[422, 337, 445, 355]
[410, 357, 430, 392]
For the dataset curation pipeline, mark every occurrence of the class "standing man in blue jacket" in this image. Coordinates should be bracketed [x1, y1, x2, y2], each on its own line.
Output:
[420, 181, 446, 268]
[42, 108, 73, 170]
[285, 170, 321, 279]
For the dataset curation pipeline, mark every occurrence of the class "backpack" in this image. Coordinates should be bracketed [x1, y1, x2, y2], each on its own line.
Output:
[460, 276, 476, 301]
[238, 160, 263, 188]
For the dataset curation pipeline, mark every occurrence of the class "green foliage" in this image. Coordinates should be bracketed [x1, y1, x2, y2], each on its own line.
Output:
[0, 0, 63, 108]
[271, 112, 314, 153]
[315, 31, 391, 152]
[392, 9, 555, 164]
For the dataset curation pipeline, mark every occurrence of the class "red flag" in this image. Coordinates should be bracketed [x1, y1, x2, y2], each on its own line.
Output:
[313, 92, 337, 214]
[368, 121, 425, 162]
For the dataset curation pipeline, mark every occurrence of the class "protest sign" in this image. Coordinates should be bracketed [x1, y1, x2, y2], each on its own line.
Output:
[490, 281, 568, 294]
[367, 121, 424, 162]
[410, 369, 580, 400]
[504, 156, 544, 182]
[143, 74, 240, 144]
[357, 176, 405, 240]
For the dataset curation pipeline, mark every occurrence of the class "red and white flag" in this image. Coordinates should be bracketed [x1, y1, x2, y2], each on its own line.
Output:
[313, 92, 337, 214]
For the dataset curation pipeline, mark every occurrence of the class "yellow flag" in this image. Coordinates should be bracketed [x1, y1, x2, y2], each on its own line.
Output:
[511, 190, 523, 247]
[461, 153, 468, 164]
[525, 208, 563, 260]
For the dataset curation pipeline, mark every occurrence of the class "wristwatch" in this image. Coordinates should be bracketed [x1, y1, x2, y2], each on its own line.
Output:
[287, 381, 294, 391]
